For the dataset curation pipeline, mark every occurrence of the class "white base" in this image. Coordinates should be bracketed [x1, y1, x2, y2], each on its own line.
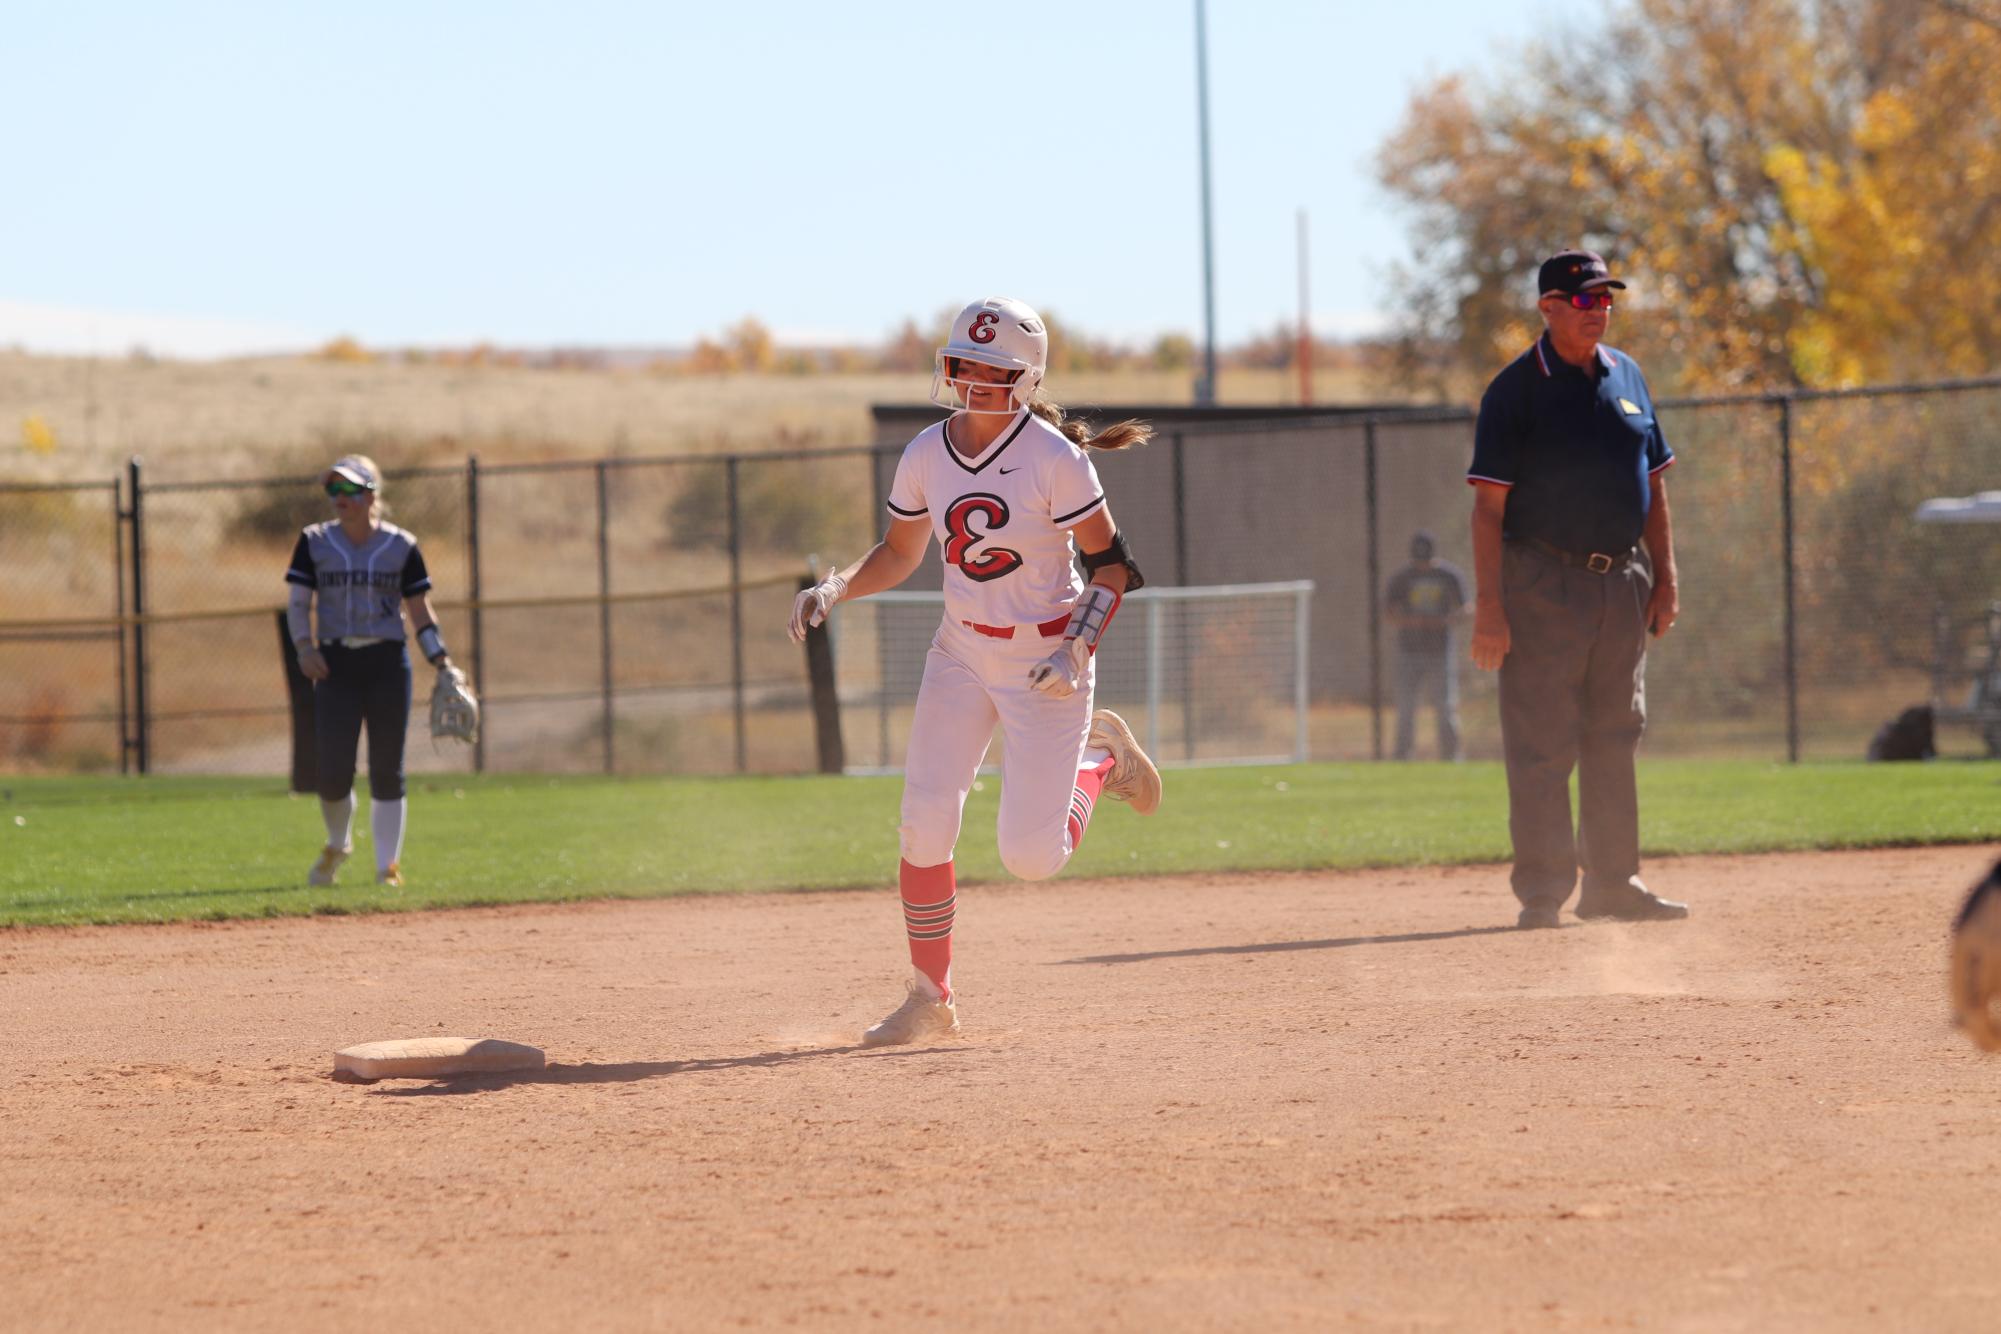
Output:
[334, 1036, 545, 1081]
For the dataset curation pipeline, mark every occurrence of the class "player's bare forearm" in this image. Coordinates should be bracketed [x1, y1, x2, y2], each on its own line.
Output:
[837, 518, 931, 602]
[404, 593, 457, 668]
[405, 592, 439, 634]
[1642, 474, 1679, 637]
[1468, 483, 1510, 670]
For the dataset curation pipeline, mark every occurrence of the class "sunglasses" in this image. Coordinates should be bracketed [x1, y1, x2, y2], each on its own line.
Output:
[1549, 290, 1616, 311]
[325, 479, 374, 498]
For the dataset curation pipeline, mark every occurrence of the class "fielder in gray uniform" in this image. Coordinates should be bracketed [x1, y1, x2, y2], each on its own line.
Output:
[1384, 530, 1468, 761]
[1467, 250, 1689, 930]
[285, 454, 461, 889]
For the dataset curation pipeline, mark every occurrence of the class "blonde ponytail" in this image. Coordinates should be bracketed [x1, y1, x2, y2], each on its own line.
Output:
[1028, 397, 1152, 452]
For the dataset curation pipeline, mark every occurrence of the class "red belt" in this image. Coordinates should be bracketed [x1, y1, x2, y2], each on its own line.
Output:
[963, 614, 1070, 640]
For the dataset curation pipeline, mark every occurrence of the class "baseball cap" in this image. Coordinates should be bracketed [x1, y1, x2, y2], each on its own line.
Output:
[1538, 249, 1628, 296]
[323, 455, 379, 490]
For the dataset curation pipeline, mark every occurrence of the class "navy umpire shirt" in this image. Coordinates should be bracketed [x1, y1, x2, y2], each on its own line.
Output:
[1467, 332, 1674, 557]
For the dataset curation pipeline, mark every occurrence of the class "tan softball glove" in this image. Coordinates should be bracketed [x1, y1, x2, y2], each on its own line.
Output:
[430, 665, 480, 745]
[1949, 860, 2001, 1052]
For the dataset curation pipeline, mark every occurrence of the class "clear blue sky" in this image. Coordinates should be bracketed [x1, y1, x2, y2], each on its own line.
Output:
[4, 1, 1589, 357]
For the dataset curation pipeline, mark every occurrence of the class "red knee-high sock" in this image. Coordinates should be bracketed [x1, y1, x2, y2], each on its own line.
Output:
[1068, 754, 1118, 851]
[899, 859, 956, 1002]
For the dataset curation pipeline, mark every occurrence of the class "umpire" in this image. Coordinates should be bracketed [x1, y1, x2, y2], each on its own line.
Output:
[1467, 249, 1688, 929]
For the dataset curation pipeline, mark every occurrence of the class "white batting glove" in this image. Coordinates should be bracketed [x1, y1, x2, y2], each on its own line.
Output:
[1026, 636, 1090, 698]
[788, 568, 848, 643]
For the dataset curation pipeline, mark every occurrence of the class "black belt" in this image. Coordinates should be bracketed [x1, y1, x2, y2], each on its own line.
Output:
[1514, 535, 1639, 575]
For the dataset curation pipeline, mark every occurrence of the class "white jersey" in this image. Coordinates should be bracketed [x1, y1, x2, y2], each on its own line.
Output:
[887, 410, 1106, 630]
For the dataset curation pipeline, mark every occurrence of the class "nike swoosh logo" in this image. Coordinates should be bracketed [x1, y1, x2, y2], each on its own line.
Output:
[999, 467, 1018, 474]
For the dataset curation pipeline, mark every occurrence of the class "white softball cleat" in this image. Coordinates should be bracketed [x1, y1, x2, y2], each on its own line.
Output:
[860, 984, 960, 1048]
[308, 844, 351, 888]
[1088, 709, 1162, 816]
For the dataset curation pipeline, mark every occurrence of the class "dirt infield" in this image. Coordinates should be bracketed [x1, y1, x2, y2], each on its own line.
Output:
[4, 846, 1998, 1331]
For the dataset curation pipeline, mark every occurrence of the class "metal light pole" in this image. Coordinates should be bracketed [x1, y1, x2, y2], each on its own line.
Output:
[1297, 208, 1312, 406]
[1194, 0, 1218, 406]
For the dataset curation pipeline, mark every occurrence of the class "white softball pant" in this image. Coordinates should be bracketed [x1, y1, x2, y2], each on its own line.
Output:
[899, 618, 1094, 880]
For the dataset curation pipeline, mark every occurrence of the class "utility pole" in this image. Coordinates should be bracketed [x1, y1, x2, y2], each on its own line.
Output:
[1297, 208, 1311, 406]
[1194, 0, 1218, 406]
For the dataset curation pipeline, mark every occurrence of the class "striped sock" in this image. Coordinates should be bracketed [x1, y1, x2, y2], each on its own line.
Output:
[1068, 752, 1117, 851]
[899, 858, 956, 1002]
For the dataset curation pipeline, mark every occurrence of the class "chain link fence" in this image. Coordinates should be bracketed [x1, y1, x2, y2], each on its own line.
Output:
[4, 376, 1997, 774]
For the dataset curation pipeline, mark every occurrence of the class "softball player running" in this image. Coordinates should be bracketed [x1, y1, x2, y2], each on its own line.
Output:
[789, 297, 1161, 1047]
[285, 455, 461, 888]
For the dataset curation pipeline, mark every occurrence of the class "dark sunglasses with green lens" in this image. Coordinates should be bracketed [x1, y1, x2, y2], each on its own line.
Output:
[325, 478, 373, 499]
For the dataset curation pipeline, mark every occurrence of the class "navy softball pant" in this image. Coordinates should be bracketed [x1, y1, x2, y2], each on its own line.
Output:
[314, 641, 412, 803]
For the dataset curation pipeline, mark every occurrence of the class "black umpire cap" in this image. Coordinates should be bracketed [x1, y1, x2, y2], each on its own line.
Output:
[1538, 249, 1628, 296]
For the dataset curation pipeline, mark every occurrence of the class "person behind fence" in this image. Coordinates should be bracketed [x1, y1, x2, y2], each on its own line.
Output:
[1385, 529, 1468, 761]
[1467, 249, 1689, 930]
[787, 297, 1161, 1048]
[285, 455, 461, 889]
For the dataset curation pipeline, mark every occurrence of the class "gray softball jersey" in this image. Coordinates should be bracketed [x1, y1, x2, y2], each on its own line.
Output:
[286, 522, 432, 642]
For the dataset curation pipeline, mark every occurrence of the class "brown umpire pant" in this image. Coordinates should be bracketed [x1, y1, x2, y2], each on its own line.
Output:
[1498, 541, 1651, 910]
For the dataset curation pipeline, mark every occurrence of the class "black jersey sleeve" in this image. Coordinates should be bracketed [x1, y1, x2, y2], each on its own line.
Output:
[286, 532, 317, 588]
[400, 541, 433, 597]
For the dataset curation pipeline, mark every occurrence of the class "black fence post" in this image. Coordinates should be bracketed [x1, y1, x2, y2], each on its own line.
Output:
[111, 476, 130, 775]
[802, 576, 845, 774]
[596, 460, 614, 775]
[1171, 431, 1193, 759]
[726, 457, 746, 774]
[126, 456, 149, 774]
[1365, 418, 1383, 761]
[1170, 432, 1190, 585]
[466, 455, 486, 773]
[1778, 395, 1800, 764]
[869, 449, 890, 768]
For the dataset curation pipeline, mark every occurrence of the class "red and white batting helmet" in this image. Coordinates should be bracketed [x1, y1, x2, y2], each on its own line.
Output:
[931, 297, 1048, 415]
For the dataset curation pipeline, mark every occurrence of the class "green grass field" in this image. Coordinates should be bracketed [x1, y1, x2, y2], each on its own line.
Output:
[1, 760, 1996, 926]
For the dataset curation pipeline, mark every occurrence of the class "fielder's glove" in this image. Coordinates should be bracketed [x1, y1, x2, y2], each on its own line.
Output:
[789, 568, 848, 643]
[429, 665, 480, 745]
[1950, 860, 2001, 1052]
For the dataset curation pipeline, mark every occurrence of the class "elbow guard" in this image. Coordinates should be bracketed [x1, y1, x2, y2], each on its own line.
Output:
[1080, 529, 1145, 591]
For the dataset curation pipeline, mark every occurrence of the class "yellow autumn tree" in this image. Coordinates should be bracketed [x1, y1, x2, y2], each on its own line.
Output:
[1768, 5, 2001, 384]
[1376, 0, 2000, 396]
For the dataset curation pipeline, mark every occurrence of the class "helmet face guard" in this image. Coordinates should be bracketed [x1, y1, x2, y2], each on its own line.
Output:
[929, 352, 1041, 415]
[930, 298, 1048, 415]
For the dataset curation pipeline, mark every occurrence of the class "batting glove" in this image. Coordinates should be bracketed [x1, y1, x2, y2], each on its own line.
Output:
[788, 568, 848, 643]
[1027, 636, 1090, 698]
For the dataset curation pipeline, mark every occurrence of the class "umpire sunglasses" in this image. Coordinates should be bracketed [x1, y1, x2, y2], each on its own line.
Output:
[1548, 290, 1616, 311]
[325, 478, 375, 498]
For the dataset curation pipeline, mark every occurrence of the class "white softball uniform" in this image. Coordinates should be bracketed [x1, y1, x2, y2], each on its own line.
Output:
[886, 411, 1107, 878]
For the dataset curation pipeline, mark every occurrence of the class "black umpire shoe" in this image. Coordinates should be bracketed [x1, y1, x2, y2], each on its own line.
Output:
[1574, 882, 1690, 922]
[1517, 904, 1562, 930]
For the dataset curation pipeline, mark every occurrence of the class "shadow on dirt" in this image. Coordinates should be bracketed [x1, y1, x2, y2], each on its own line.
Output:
[1053, 922, 1554, 965]
[355, 1042, 966, 1094]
